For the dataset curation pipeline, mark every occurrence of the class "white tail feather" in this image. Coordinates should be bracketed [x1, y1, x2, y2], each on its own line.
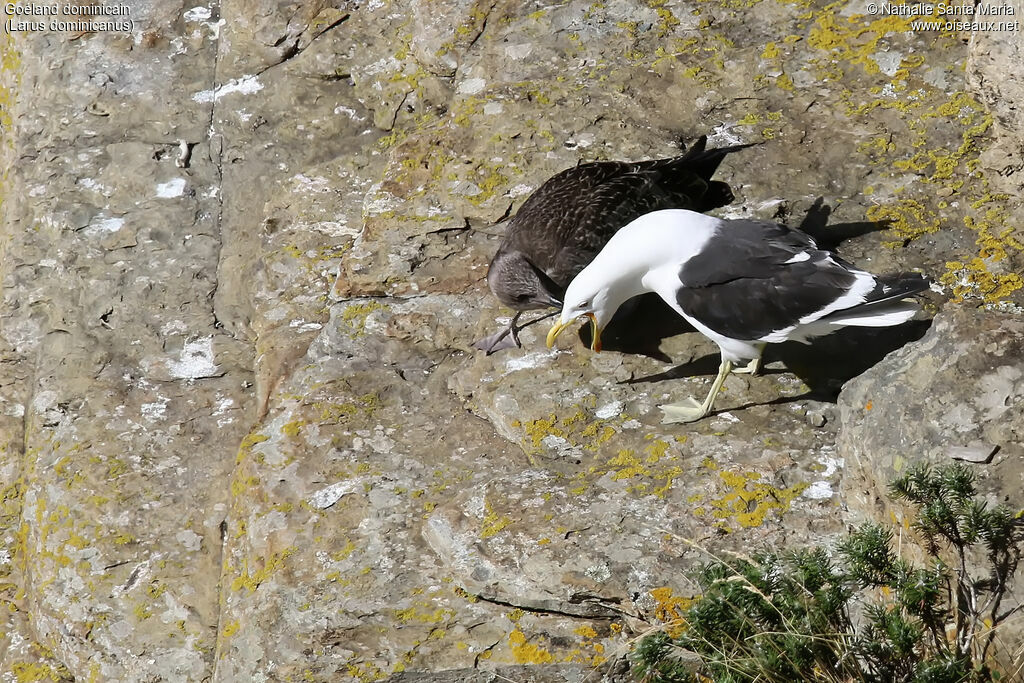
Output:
[822, 300, 919, 328]
[788, 300, 920, 342]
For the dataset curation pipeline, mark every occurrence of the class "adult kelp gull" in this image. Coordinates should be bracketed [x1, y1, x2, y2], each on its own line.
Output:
[474, 136, 755, 354]
[546, 209, 929, 423]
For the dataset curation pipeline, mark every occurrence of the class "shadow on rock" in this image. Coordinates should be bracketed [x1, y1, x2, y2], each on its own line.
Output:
[716, 392, 811, 416]
[622, 352, 724, 384]
[802, 218, 894, 251]
[776, 318, 933, 398]
[798, 197, 893, 250]
[578, 293, 695, 362]
[620, 319, 933, 406]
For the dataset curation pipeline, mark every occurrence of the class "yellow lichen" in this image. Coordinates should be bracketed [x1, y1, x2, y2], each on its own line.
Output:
[134, 602, 153, 621]
[846, 84, 1018, 302]
[280, 420, 303, 438]
[236, 433, 269, 464]
[574, 624, 598, 638]
[606, 449, 647, 480]
[229, 474, 260, 498]
[465, 162, 510, 207]
[651, 586, 697, 623]
[649, 586, 696, 638]
[942, 258, 1023, 303]
[340, 301, 389, 338]
[231, 548, 295, 593]
[313, 393, 380, 423]
[647, 0, 680, 36]
[808, 9, 920, 74]
[12, 661, 71, 683]
[653, 465, 684, 498]
[394, 602, 455, 624]
[331, 540, 357, 561]
[509, 628, 554, 664]
[480, 499, 513, 538]
[346, 660, 388, 683]
[112, 532, 134, 546]
[514, 405, 619, 457]
[698, 469, 808, 530]
[866, 199, 941, 247]
[775, 73, 795, 91]
[644, 439, 669, 463]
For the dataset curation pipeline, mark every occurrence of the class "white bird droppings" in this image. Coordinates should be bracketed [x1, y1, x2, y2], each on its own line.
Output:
[192, 75, 264, 103]
[457, 78, 486, 95]
[803, 481, 834, 499]
[156, 178, 187, 198]
[183, 6, 212, 21]
[141, 401, 168, 421]
[84, 216, 125, 235]
[167, 337, 219, 379]
[309, 481, 359, 510]
[595, 401, 624, 419]
[504, 351, 555, 373]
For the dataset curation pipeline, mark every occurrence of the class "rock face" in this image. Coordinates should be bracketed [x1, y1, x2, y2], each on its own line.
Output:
[837, 305, 1024, 658]
[965, 0, 1024, 304]
[968, 0, 1024, 137]
[839, 305, 1023, 513]
[0, 0, 1021, 681]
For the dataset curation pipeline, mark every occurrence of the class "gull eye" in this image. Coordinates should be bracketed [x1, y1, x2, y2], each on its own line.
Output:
[579, 300, 590, 309]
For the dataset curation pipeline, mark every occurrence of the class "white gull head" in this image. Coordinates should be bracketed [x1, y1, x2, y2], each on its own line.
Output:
[546, 209, 718, 351]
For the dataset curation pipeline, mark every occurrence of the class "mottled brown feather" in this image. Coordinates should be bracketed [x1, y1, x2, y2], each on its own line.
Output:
[486, 136, 754, 311]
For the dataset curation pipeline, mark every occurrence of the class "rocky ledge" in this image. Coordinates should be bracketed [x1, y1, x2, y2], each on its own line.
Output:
[0, 0, 1020, 680]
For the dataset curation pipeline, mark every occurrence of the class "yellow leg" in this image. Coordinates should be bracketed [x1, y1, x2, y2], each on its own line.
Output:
[660, 359, 734, 424]
[733, 344, 766, 375]
[734, 357, 760, 375]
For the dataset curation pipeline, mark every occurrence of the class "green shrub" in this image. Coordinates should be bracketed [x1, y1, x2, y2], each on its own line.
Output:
[632, 463, 1024, 683]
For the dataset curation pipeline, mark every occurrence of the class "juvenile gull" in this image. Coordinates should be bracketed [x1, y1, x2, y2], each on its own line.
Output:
[474, 136, 754, 354]
[546, 209, 929, 423]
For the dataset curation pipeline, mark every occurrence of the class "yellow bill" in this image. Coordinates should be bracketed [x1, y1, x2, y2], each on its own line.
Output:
[546, 313, 601, 352]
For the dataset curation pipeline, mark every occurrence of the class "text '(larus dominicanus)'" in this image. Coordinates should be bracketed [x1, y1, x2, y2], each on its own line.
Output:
[546, 209, 930, 423]
[474, 136, 756, 354]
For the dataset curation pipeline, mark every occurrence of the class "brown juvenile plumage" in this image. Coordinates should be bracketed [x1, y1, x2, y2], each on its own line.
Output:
[474, 135, 755, 353]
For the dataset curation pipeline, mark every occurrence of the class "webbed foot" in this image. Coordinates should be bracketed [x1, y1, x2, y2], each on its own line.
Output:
[659, 397, 708, 424]
[472, 326, 520, 354]
[658, 358, 735, 424]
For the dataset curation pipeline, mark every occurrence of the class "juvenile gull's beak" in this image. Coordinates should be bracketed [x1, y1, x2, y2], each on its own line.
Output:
[546, 313, 601, 352]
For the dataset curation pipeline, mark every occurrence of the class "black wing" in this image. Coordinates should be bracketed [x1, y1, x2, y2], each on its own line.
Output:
[675, 220, 861, 340]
